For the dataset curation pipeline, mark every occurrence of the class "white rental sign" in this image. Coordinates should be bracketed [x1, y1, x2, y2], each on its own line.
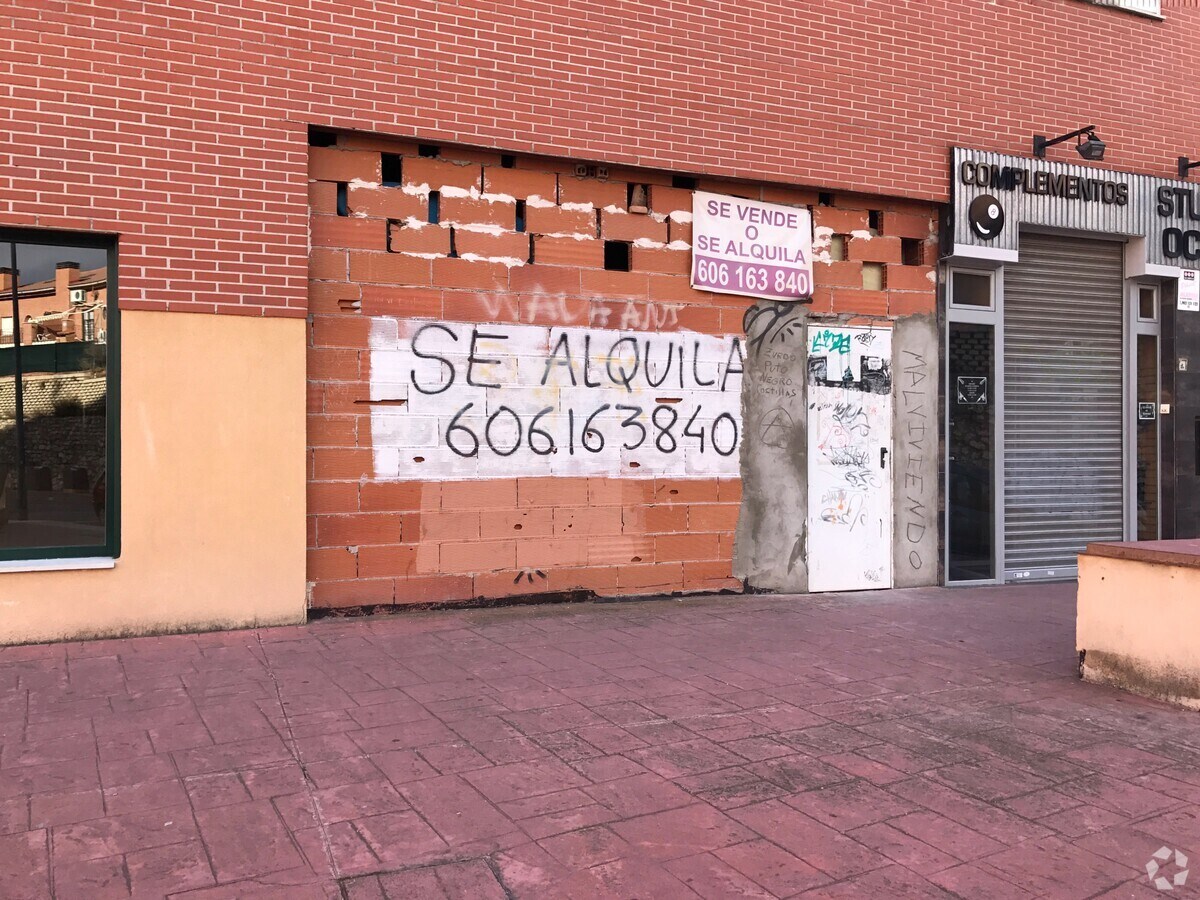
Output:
[690, 190, 814, 303]
[369, 319, 745, 480]
[1179, 269, 1200, 312]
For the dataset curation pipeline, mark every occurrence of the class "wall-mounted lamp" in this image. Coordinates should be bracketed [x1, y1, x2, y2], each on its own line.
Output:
[1033, 126, 1106, 161]
[1179, 157, 1200, 180]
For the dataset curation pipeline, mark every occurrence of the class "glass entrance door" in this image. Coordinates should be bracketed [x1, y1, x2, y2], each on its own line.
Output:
[948, 320, 995, 580]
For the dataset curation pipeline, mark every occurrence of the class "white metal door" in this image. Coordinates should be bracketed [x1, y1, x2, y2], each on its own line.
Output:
[806, 325, 893, 592]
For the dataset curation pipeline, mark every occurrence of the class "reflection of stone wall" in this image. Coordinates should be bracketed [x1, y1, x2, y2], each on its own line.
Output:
[0, 416, 105, 491]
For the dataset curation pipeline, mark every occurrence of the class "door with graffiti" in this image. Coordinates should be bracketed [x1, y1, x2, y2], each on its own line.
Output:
[806, 325, 893, 592]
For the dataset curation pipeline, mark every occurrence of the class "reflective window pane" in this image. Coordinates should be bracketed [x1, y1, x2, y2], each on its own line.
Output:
[951, 271, 992, 308]
[0, 240, 109, 553]
[1138, 287, 1157, 322]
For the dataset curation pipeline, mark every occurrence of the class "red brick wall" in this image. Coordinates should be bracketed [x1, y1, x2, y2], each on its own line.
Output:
[2, 2, 1196, 317]
[306, 135, 938, 608]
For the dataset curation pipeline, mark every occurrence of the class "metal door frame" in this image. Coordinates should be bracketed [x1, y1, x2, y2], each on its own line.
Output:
[944, 229, 1148, 585]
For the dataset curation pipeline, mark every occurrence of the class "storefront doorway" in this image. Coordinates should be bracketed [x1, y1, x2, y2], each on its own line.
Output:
[946, 230, 1161, 584]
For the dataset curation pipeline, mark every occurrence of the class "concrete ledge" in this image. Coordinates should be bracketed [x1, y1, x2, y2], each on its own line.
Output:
[1077, 547, 1200, 710]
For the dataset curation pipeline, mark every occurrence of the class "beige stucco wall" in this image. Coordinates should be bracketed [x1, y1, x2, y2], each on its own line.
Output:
[0, 310, 307, 644]
[1077, 554, 1200, 709]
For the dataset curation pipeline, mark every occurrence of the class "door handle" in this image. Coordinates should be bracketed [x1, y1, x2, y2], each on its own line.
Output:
[880, 448, 888, 469]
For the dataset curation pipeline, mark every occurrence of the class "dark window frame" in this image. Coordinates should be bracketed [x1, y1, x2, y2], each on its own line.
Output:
[0, 227, 120, 562]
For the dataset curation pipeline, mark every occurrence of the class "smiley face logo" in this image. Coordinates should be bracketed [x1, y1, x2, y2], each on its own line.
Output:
[968, 194, 1004, 240]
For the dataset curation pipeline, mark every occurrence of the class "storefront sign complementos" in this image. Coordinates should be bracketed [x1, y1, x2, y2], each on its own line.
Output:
[950, 148, 1200, 275]
[690, 191, 813, 302]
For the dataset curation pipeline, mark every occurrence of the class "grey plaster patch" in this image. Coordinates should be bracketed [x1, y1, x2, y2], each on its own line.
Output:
[892, 314, 940, 588]
[734, 302, 811, 592]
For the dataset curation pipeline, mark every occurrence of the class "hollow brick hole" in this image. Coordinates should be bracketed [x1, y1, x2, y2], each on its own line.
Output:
[381, 153, 402, 187]
[335, 183, 349, 217]
[862, 262, 885, 290]
[308, 127, 336, 147]
[830, 235, 847, 261]
[604, 240, 632, 271]
[868, 210, 881, 235]
[901, 238, 922, 266]
[418, 144, 440, 158]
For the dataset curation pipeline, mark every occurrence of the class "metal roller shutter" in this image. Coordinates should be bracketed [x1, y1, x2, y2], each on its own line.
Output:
[1003, 232, 1125, 580]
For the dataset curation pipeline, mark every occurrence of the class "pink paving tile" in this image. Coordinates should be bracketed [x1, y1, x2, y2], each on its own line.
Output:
[539, 824, 632, 869]
[464, 757, 588, 803]
[184, 773, 252, 809]
[745, 753, 851, 792]
[415, 741, 492, 774]
[714, 838, 832, 896]
[377, 859, 508, 899]
[979, 836, 1138, 899]
[397, 774, 514, 845]
[797, 782, 916, 833]
[999, 786, 1082, 819]
[664, 851, 776, 899]
[730, 800, 888, 880]
[29, 789, 104, 829]
[1056, 774, 1180, 819]
[0, 829, 50, 900]
[583, 772, 694, 818]
[609, 803, 755, 861]
[819, 750, 909, 785]
[126, 840, 215, 896]
[928, 863, 1031, 899]
[293, 820, 379, 878]
[53, 805, 198, 860]
[556, 856, 700, 899]
[800, 863, 954, 898]
[0, 797, 28, 834]
[52, 853, 129, 900]
[674, 767, 789, 810]
[194, 800, 304, 882]
[311, 779, 408, 822]
[888, 810, 1006, 862]
[369, 749, 440, 786]
[102, 778, 189, 815]
[849, 821, 960, 874]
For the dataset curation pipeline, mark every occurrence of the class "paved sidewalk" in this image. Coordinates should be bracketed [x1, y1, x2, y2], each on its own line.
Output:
[1, 584, 1198, 898]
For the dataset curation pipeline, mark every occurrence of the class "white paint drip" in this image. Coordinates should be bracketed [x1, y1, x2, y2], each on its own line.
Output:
[812, 225, 835, 265]
[666, 240, 691, 251]
[403, 183, 431, 198]
[926, 269, 937, 282]
[438, 185, 474, 198]
[401, 252, 443, 259]
[448, 222, 507, 235]
[402, 217, 428, 230]
[560, 201, 594, 212]
[851, 229, 873, 241]
[633, 238, 665, 249]
[525, 195, 556, 208]
[459, 253, 526, 268]
[540, 232, 593, 240]
[348, 178, 380, 190]
[481, 191, 516, 205]
[602, 204, 624, 214]
[649, 211, 667, 222]
[668, 210, 692, 223]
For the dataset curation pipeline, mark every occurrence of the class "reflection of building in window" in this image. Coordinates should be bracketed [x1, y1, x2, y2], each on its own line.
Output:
[0, 262, 108, 348]
[0, 242, 113, 558]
